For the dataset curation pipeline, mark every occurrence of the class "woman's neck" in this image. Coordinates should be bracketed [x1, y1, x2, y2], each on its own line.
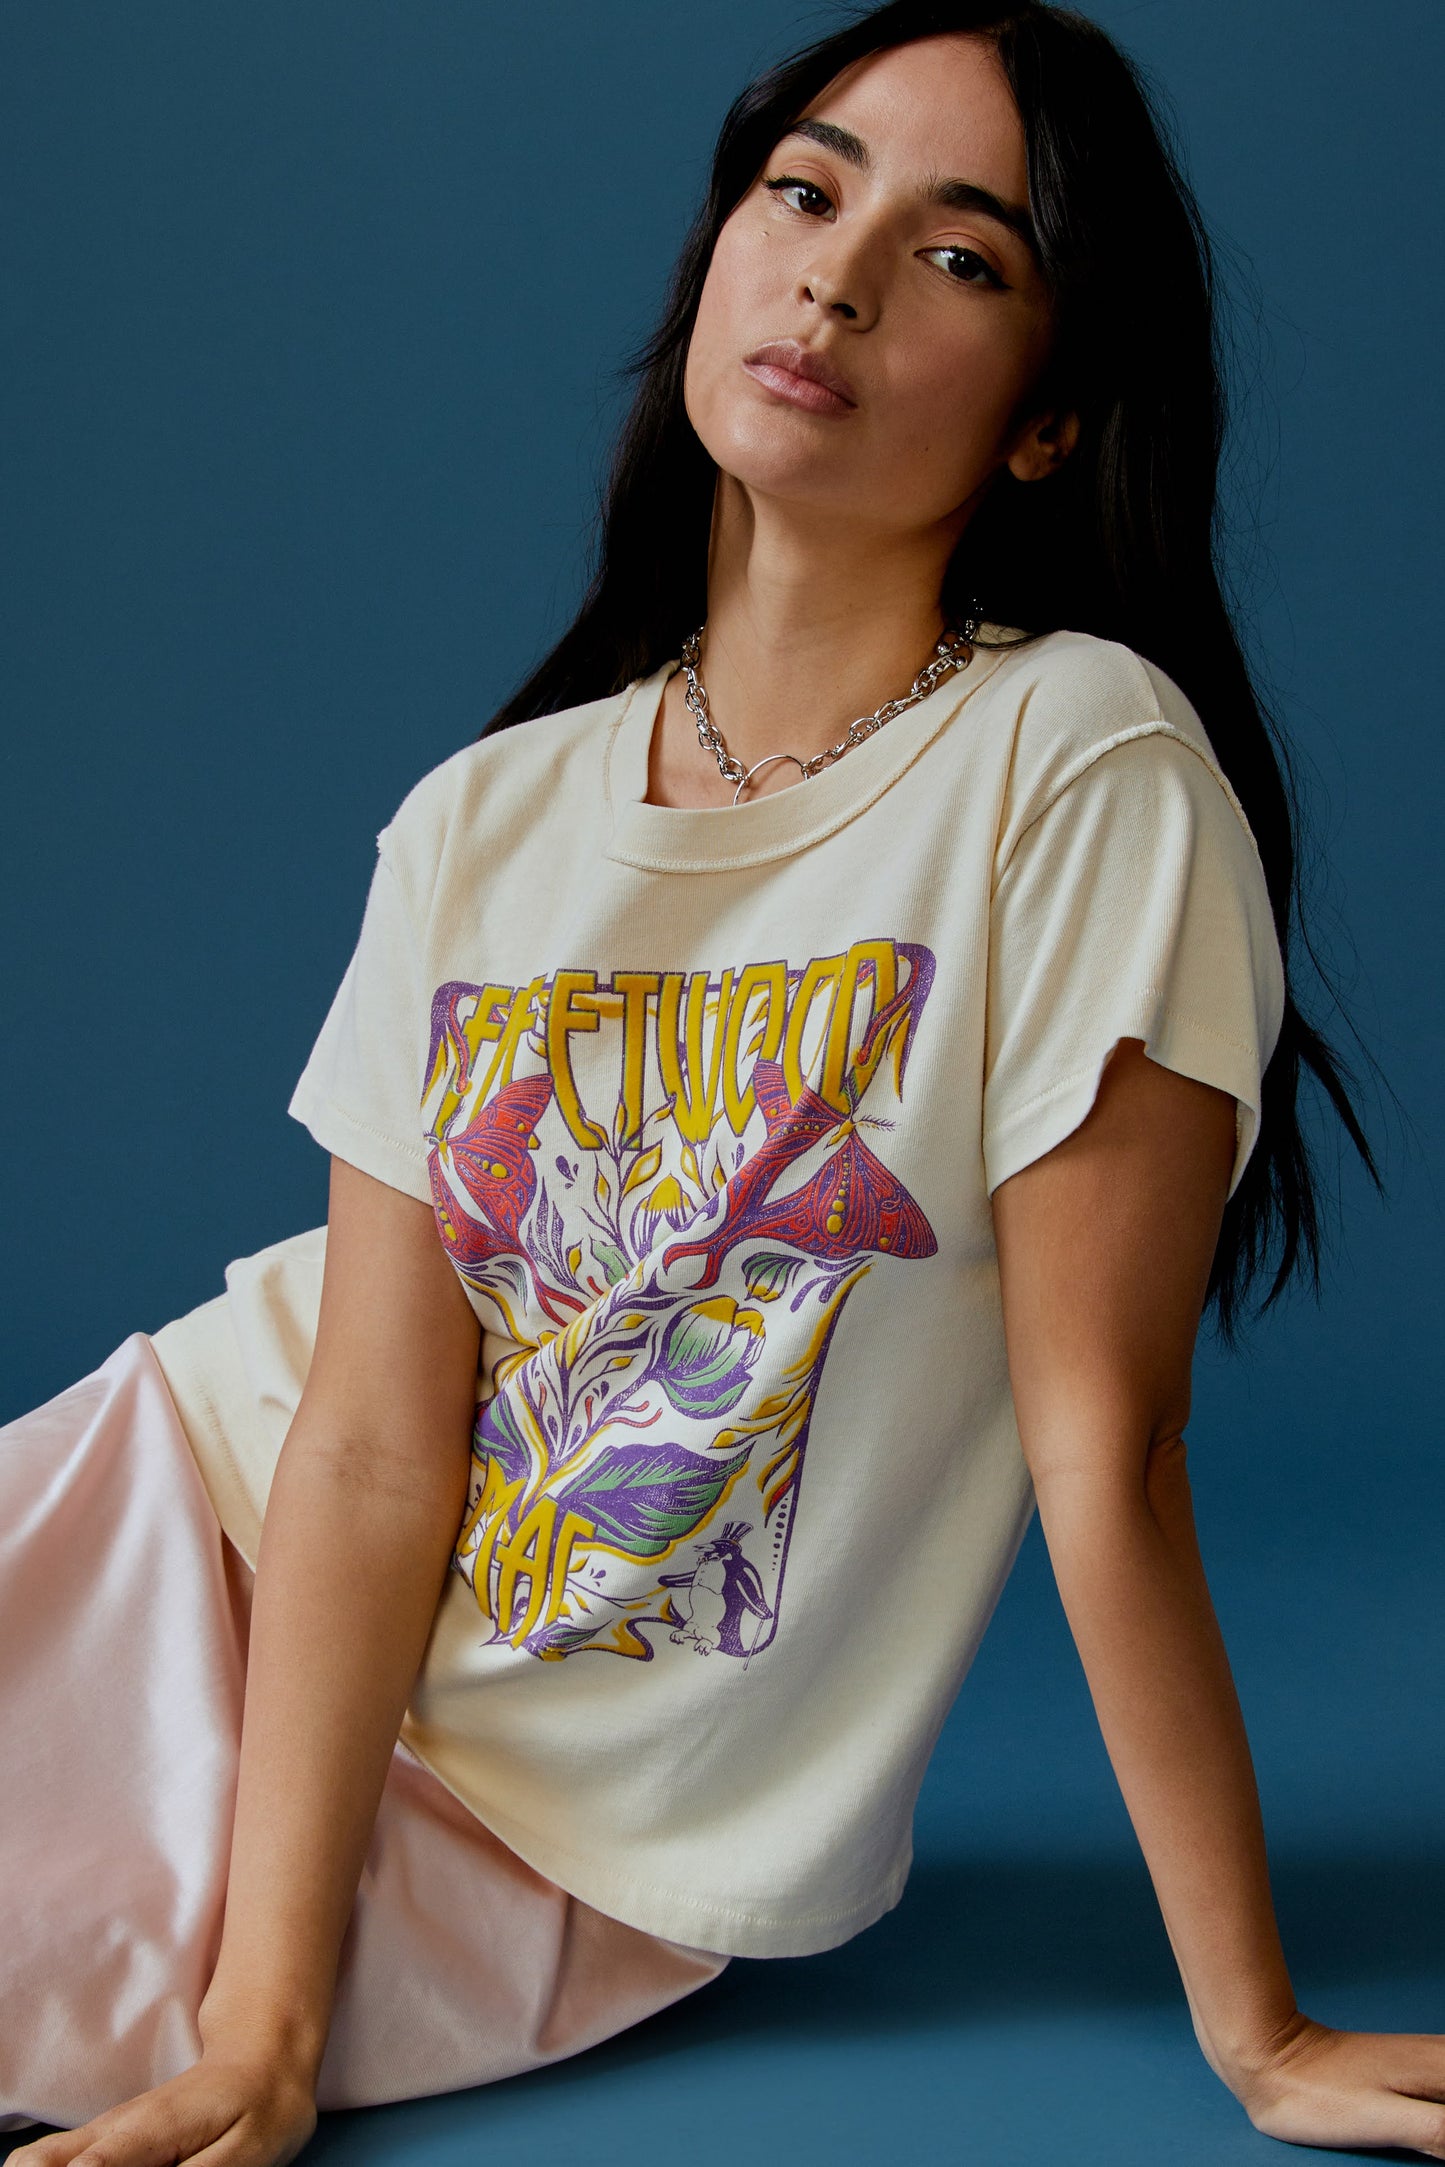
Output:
[646, 478, 965, 810]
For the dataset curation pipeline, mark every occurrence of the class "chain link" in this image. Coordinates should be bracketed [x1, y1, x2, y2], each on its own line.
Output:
[679, 609, 983, 805]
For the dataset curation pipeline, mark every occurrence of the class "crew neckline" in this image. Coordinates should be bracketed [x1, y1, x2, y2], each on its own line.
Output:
[602, 628, 1023, 874]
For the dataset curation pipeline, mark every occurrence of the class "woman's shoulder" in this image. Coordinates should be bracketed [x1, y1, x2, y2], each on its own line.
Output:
[371, 681, 630, 902]
[982, 624, 1241, 853]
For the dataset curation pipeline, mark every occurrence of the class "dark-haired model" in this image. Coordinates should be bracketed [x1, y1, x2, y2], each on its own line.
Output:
[5, 5, 1438, 2163]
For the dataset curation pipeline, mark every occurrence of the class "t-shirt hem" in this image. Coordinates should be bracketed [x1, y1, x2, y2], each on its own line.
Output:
[397, 1719, 911, 1959]
[287, 1082, 434, 1205]
[982, 997, 1263, 1202]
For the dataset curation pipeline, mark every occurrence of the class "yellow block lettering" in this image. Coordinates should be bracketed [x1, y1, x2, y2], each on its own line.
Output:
[612, 971, 661, 1146]
[542, 1509, 597, 1629]
[827, 940, 900, 1105]
[546, 970, 608, 1149]
[432, 982, 515, 1129]
[496, 1496, 557, 1644]
[721, 962, 789, 1133]
[657, 969, 733, 1145]
[477, 977, 546, 1102]
[460, 1465, 528, 1621]
[782, 954, 846, 1107]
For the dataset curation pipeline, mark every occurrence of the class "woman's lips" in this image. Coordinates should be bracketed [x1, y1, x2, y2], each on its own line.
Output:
[742, 341, 857, 416]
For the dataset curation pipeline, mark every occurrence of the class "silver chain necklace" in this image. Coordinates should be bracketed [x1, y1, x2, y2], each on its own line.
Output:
[679, 608, 983, 806]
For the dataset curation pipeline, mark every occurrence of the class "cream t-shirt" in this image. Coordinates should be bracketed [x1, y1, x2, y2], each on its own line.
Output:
[151, 626, 1286, 1959]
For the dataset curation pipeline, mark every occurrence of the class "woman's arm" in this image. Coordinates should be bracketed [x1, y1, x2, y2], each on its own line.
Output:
[14, 1156, 481, 2167]
[990, 1036, 1445, 2159]
[198, 1152, 481, 2066]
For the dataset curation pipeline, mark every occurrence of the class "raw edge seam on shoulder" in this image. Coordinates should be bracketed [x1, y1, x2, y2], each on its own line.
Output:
[1004, 717, 1269, 876]
[377, 812, 440, 939]
[601, 672, 645, 826]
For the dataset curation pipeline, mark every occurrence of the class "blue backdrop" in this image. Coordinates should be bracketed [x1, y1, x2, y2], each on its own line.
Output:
[3, 4, 1441, 2162]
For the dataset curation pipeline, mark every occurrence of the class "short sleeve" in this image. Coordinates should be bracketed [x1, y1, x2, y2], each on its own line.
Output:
[982, 726, 1286, 1201]
[286, 836, 434, 1204]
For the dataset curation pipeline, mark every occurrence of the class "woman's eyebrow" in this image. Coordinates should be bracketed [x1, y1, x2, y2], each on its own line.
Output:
[780, 118, 873, 170]
[778, 117, 1040, 260]
[926, 173, 1039, 259]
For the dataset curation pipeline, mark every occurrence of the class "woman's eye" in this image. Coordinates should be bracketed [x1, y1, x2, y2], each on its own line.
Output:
[922, 244, 1005, 290]
[762, 174, 833, 217]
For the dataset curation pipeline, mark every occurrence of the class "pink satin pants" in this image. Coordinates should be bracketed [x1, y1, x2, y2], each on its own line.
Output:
[0, 1333, 730, 2133]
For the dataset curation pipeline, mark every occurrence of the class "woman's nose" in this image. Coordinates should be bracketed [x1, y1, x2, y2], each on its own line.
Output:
[796, 230, 880, 327]
[801, 271, 859, 321]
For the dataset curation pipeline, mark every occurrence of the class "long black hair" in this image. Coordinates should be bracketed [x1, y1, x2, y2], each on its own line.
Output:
[479, 0, 1381, 1346]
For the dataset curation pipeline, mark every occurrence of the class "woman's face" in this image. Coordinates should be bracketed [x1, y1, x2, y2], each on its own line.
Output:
[684, 33, 1073, 539]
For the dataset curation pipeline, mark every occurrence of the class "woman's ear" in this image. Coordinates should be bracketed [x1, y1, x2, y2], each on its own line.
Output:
[1005, 405, 1081, 483]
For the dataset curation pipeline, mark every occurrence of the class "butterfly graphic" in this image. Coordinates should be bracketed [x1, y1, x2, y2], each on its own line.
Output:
[429, 1074, 578, 1318]
[662, 1059, 935, 1288]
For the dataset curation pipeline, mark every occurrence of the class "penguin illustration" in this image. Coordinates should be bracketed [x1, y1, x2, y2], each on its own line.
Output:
[659, 1522, 774, 1665]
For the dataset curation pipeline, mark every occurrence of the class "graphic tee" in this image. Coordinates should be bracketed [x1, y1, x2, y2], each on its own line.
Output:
[151, 626, 1286, 1959]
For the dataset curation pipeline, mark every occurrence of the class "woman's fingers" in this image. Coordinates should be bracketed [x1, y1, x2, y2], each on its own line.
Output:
[6, 2058, 316, 2167]
[115, 2107, 315, 2167]
[1389, 2100, 1445, 2163]
[1243, 2027, 1445, 2158]
[11, 2096, 238, 2167]
[1261, 2092, 1445, 2160]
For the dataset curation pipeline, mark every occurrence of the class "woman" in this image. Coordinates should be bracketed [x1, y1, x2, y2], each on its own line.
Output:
[4, 2, 1440, 2160]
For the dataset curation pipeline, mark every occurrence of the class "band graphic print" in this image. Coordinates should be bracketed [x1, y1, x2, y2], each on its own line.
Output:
[422, 940, 937, 1667]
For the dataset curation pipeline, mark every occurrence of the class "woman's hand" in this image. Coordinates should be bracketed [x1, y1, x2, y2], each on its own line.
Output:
[6, 2042, 318, 2167]
[1229, 2015, 1445, 2158]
